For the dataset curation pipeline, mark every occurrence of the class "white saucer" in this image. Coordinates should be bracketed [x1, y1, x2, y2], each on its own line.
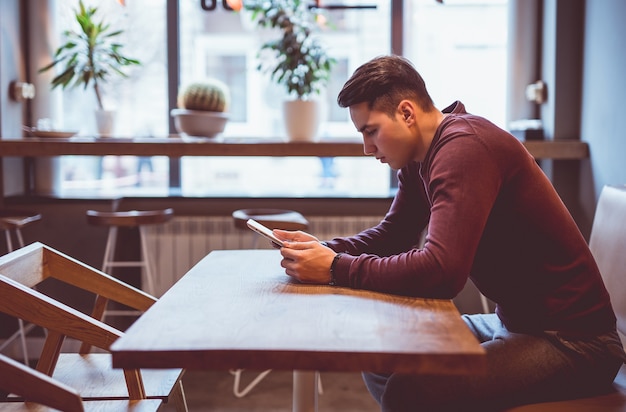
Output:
[29, 130, 78, 138]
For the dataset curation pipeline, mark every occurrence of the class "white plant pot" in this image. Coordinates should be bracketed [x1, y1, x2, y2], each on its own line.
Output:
[283, 99, 320, 142]
[170, 109, 228, 138]
[95, 109, 115, 137]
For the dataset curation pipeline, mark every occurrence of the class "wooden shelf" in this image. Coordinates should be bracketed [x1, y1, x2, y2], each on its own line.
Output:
[0, 137, 589, 159]
[521, 140, 589, 160]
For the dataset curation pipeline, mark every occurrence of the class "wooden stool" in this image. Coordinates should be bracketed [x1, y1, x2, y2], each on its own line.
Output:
[232, 208, 309, 248]
[86, 208, 174, 314]
[0, 209, 42, 365]
[231, 208, 318, 398]
[0, 209, 41, 252]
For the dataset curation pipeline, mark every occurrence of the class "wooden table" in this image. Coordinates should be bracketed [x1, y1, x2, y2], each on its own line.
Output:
[110, 249, 486, 412]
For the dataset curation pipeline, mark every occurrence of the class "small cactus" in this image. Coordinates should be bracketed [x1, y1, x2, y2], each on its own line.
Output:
[177, 79, 230, 112]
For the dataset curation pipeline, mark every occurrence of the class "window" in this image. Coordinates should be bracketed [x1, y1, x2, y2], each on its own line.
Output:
[404, 0, 509, 128]
[49, 0, 170, 197]
[178, 0, 392, 196]
[42, 0, 508, 198]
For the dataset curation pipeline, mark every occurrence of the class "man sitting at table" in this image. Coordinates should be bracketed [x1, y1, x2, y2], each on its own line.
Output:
[273, 55, 626, 411]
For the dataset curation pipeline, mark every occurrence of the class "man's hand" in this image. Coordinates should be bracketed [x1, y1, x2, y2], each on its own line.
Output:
[274, 229, 336, 284]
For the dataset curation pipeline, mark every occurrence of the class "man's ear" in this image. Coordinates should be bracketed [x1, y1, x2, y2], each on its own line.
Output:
[398, 100, 415, 122]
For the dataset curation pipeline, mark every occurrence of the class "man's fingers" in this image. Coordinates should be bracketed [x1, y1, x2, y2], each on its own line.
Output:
[274, 229, 318, 242]
[274, 229, 299, 241]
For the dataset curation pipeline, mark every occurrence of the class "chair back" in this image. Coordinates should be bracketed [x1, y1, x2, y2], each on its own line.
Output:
[589, 185, 626, 343]
[0, 352, 84, 412]
[0, 242, 156, 313]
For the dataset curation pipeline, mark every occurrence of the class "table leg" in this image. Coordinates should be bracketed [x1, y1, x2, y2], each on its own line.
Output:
[293, 370, 318, 412]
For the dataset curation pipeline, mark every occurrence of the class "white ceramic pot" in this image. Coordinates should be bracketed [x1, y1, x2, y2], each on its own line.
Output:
[170, 109, 228, 138]
[283, 99, 320, 142]
[95, 109, 115, 137]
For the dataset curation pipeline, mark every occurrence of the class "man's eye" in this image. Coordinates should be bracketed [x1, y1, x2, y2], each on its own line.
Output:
[364, 129, 376, 136]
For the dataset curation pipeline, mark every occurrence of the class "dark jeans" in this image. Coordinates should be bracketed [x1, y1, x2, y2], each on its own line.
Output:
[363, 313, 625, 411]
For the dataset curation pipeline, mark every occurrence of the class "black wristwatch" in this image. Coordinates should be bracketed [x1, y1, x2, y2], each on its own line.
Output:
[329, 253, 343, 286]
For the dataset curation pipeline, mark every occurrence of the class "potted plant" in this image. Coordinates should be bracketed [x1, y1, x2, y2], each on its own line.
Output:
[171, 79, 231, 138]
[244, 0, 335, 141]
[39, 0, 140, 137]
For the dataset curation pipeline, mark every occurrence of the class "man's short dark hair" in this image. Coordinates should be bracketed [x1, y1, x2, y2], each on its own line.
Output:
[337, 55, 435, 117]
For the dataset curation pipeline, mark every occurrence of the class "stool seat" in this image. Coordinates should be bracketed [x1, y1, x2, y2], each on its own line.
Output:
[0, 209, 42, 231]
[232, 208, 309, 231]
[86, 208, 174, 227]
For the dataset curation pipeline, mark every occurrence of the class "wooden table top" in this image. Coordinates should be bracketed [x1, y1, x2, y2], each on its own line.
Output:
[111, 249, 486, 375]
[0, 136, 589, 159]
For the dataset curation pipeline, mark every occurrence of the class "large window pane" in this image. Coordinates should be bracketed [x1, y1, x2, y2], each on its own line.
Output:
[178, 0, 392, 197]
[49, 0, 169, 195]
[404, 0, 509, 128]
[180, 156, 390, 197]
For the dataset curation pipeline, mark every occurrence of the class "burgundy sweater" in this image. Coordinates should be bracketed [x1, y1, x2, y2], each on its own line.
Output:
[327, 101, 616, 335]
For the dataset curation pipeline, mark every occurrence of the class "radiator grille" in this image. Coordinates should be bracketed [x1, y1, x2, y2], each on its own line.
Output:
[144, 215, 382, 296]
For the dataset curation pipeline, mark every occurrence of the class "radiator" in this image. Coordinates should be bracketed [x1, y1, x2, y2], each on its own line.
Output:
[143, 215, 383, 296]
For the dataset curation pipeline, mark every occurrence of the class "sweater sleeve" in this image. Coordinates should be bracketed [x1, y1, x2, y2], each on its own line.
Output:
[328, 128, 504, 298]
[324, 167, 430, 258]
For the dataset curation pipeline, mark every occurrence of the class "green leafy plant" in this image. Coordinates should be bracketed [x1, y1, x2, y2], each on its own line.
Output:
[39, 0, 140, 110]
[244, 0, 335, 99]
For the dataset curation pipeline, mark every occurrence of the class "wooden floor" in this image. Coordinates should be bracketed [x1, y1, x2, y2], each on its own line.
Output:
[160, 369, 379, 412]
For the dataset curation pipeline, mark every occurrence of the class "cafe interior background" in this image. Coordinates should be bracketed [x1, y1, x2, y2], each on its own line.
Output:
[1, 0, 625, 349]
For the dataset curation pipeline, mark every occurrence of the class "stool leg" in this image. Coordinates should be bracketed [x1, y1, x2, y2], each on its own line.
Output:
[230, 369, 273, 398]
[2, 228, 29, 364]
[15, 228, 25, 250]
[102, 226, 118, 273]
[101, 226, 117, 321]
[15, 229, 30, 364]
[0, 323, 34, 365]
[139, 226, 156, 296]
[16, 319, 29, 364]
[101, 226, 154, 318]
[4, 229, 13, 253]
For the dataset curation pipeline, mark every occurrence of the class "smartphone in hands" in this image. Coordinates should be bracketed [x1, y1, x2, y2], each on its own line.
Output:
[246, 219, 284, 248]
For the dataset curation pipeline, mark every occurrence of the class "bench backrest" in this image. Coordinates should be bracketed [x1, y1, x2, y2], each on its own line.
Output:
[589, 185, 626, 344]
